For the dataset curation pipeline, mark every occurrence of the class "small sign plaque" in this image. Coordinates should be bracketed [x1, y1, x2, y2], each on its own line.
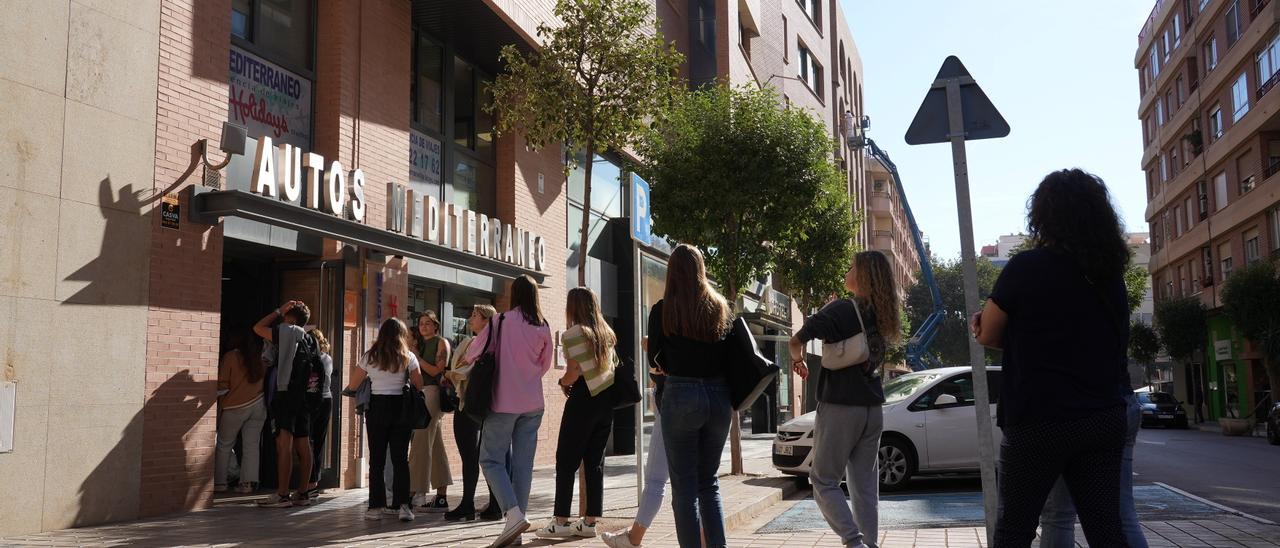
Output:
[161, 193, 180, 230]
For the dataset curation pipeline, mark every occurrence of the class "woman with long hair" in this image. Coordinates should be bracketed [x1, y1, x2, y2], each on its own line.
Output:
[344, 318, 424, 522]
[535, 287, 617, 539]
[215, 329, 268, 493]
[443, 304, 502, 522]
[408, 310, 453, 513]
[647, 244, 733, 548]
[972, 169, 1138, 547]
[302, 328, 334, 501]
[789, 250, 902, 548]
[464, 275, 553, 548]
[600, 337, 670, 548]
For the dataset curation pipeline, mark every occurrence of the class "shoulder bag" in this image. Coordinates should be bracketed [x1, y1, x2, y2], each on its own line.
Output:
[725, 316, 780, 411]
[821, 299, 870, 371]
[609, 353, 643, 410]
[463, 314, 504, 424]
[400, 364, 431, 430]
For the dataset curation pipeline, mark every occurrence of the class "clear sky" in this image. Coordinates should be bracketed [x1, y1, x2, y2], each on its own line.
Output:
[841, 0, 1158, 260]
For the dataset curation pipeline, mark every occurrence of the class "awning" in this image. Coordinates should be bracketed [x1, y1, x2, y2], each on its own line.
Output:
[191, 188, 545, 282]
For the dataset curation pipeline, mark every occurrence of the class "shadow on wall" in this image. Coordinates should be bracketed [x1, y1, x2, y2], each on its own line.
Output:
[75, 370, 215, 527]
[61, 143, 199, 306]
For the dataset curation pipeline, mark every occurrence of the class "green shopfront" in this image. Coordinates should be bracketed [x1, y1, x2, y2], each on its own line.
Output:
[1203, 314, 1270, 421]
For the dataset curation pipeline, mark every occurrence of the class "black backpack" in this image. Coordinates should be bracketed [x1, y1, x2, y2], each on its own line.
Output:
[287, 332, 324, 395]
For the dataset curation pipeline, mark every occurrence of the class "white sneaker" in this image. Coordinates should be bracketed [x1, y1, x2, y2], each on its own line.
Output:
[411, 493, 427, 507]
[533, 519, 575, 539]
[601, 530, 641, 548]
[364, 508, 382, 521]
[398, 504, 415, 522]
[571, 518, 596, 538]
[381, 507, 399, 515]
[601, 529, 641, 548]
[490, 508, 531, 547]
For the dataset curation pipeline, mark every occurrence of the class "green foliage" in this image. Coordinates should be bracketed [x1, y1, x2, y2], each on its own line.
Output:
[1221, 261, 1280, 392]
[1123, 261, 1150, 315]
[489, 0, 683, 284]
[884, 309, 913, 366]
[1129, 322, 1161, 366]
[1154, 297, 1206, 362]
[639, 84, 846, 303]
[903, 256, 1003, 366]
[774, 185, 860, 314]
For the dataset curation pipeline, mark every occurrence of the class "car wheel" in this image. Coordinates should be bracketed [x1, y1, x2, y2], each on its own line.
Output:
[791, 475, 811, 489]
[878, 437, 916, 491]
[1268, 421, 1280, 446]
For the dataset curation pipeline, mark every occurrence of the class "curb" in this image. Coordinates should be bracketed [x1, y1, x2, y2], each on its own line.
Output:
[721, 475, 799, 532]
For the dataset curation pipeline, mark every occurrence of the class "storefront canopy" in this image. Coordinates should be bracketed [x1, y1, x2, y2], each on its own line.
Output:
[192, 188, 545, 283]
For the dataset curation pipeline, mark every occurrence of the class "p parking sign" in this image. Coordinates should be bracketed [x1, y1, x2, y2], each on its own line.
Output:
[630, 175, 652, 246]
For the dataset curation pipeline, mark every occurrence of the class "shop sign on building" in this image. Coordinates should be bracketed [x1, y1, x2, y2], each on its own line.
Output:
[387, 184, 548, 273]
[631, 175, 652, 246]
[228, 46, 312, 148]
[161, 193, 180, 230]
[410, 130, 443, 189]
[1214, 339, 1233, 361]
[249, 136, 368, 222]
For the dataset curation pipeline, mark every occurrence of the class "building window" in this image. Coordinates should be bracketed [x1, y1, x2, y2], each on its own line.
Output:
[1151, 48, 1161, 79]
[412, 33, 444, 133]
[1160, 154, 1169, 182]
[1175, 206, 1185, 236]
[1186, 197, 1195, 229]
[798, 44, 823, 98]
[1209, 104, 1224, 140]
[1197, 180, 1210, 219]
[1201, 0, 1211, 9]
[1177, 75, 1187, 105]
[1156, 97, 1165, 126]
[1215, 171, 1229, 210]
[1260, 33, 1280, 92]
[1226, 1, 1241, 47]
[231, 0, 314, 72]
[1174, 12, 1183, 47]
[1232, 72, 1250, 122]
[1171, 146, 1180, 175]
[1245, 228, 1261, 263]
[798, 0, 820, 27]
[1220, 242, 1234, 279]
[1179, 265, 1188, 296]
[1202, 245, 1215, 286]
[449, 57, 495, 159]
[1240, 174, 1257, 194]
[1164, 30, 1172, 63]
[1205, 37, 1219, 72]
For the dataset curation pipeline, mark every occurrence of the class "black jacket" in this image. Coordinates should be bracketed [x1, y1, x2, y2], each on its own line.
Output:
[796, 298, 885, 406]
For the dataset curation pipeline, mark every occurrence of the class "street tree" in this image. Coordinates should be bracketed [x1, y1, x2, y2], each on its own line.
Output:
[489, 0, 683, 285]
[774, 185, 860, 315]
[1154, 297, 1207, 364]
[640, 83, 844, 474]
[1123, 262, 1150, 315]
[904, 256, 1002, 366]
[1221, 261, 1280, 402]
[1129, 322, 1161, 386]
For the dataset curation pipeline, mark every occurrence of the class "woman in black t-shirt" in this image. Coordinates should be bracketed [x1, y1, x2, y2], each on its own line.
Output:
[972, 169, 1137, 548]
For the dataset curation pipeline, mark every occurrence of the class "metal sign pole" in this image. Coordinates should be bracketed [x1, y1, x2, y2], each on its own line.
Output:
[942, 75, 999, 543]
[634, 244, 645, 504]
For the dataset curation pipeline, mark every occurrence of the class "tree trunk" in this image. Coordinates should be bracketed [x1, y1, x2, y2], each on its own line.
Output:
[578, 138, 593, 287]
[727, 282, 744, 475]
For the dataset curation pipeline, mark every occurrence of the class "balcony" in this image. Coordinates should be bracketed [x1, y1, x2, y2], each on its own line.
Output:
[1138, 0, 1170, 45]
[1266, 157, 1280, 179]
[1259, 69, 1280, 100]
[1253, 0, 1270, 19]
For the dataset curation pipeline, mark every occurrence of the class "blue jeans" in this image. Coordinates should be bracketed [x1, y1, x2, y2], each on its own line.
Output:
[1038, 394, 1148, 548]
[660, 376, 732, 548]
[480, 410, 543, 514]
[636, 411, 669, 528]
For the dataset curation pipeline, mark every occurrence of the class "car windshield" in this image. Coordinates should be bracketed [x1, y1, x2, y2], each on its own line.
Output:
[1142, 392, 1177, 404]
[883, 372, 941, 404]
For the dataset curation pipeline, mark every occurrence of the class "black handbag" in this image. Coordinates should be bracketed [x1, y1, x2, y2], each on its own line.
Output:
[400, 366, 431, 430]
[464, 314, 503, 424]
[725, 316, 779, 412]
[609, 355, 643, 410]
[439, 384, 460, 413]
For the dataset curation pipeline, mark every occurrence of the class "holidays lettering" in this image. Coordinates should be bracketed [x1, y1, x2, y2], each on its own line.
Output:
[229, 87, 290, 138]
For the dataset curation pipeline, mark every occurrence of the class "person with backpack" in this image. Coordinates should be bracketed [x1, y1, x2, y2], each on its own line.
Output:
[534, 287, 617, 539]
[463, 275, 553, 547]
[344, 317, 426, 522]
[252, 300, 321, 508]
[789, 250, 902, 548]
[303, 328, 334, 501]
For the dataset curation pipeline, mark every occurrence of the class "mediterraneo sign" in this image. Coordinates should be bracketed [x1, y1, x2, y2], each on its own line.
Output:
[248, 137, 545, 273]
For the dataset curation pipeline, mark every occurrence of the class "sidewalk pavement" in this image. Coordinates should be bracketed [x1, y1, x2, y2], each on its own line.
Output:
[0, 434, 792, 548]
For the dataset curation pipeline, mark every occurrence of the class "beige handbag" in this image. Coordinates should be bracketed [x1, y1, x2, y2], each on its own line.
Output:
[820, 299, 870, 370]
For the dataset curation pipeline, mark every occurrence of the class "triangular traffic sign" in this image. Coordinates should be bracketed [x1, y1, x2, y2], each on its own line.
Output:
[905, 56, 1010, 145]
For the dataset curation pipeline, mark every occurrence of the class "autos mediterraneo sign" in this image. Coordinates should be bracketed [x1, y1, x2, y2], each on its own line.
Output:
[248, 136, 545, 273]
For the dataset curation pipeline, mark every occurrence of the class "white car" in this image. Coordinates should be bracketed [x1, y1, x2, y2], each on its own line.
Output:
[773, 366, 1003, 490]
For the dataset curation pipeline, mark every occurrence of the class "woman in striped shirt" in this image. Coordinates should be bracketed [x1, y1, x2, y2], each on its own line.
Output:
[534, 287, 618, 539]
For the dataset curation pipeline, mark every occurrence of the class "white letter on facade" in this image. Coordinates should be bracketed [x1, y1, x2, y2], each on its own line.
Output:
[502, 224, 514, 263]
[478, 214, 490, 257]
[349, 169, 366, 222]
[302, 152, 324, 209]
[251, 136, 277, 198]
[426, 195, 440, 243]
[464, 210, 477, 253]
[279, 143, 302, 202]
[324, 160, 347, 215]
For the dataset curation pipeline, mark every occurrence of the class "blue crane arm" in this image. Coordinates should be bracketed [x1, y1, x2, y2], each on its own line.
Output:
[865, 139, 943, 371]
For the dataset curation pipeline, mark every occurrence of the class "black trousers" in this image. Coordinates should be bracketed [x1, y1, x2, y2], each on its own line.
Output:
[994, 405, 1128, 548]
[553, 381, 614, 517]
[366, 394, 412, 509]
[307, 395, 332, 484]
[453, 410, 497, 508]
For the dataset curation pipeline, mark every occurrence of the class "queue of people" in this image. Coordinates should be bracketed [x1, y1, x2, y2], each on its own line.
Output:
[213, 170, 1142, 548]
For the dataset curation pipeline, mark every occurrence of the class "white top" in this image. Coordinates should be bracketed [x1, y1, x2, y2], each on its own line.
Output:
[358, 352, 421, 395]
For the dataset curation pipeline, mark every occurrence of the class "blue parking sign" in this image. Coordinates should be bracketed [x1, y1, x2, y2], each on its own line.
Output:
[631, 175, 652, 246]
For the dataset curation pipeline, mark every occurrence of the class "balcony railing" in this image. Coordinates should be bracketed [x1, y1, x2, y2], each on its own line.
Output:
[1259, 69, 1280, 100]
[1252, 0, 1270, 19]
[1139, 0, 1169, 44]
[1266, 157, 1280, 179]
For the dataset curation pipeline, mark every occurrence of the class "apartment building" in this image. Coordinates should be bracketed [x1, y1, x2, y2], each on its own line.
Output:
[1136, 0, 1280, 421]
[865, 155, 921, 303]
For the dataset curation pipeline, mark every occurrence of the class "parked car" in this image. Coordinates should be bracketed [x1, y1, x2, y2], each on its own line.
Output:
[1136, 391, 1189, 429]
[773, 366, 1002, 491]
[1266, 399, 1280, 445]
